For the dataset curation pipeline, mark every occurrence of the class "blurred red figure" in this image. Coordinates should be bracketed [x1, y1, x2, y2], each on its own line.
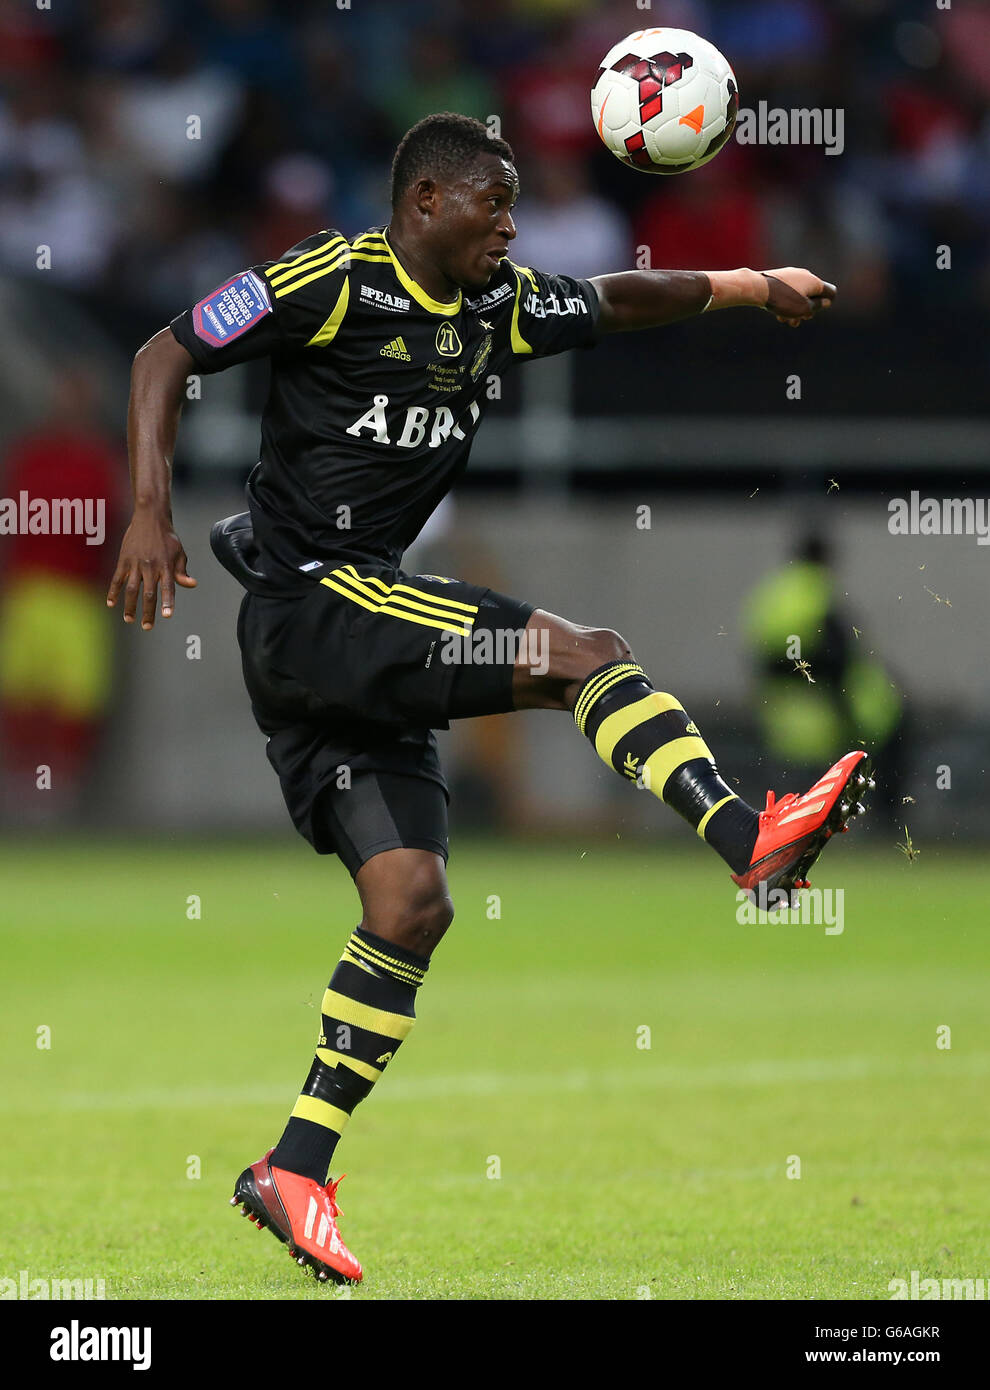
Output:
[633, 147, 769, 272]
[0, 368, 126, 821]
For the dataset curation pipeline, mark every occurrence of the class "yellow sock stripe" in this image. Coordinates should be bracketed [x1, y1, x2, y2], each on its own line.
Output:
[346, 956, 380, 978]
[696, 793, 738, 839]
[306, 277, 350, 347]
[315, 1048, 382, 1083]
[339, 565, 478, 615]
[347, 937, 426, 986]
[574, 663, 646, 734]
[321, 573, 474, 634]
[265, 233, 347, 280]
[342, 943, 424, 988]
[322, 988, 415, 1041]
[592, 691, 686, 764]
[341, 946, 381, 977]
[576, 665, 650, 735]
[346, 934, 426, 984]
[574, 663, 647, 735]
[290, 1094, 351, 1134]
[642, 737, 715, 803]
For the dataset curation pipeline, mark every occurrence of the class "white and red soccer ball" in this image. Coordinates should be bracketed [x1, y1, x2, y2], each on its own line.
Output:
[591, 28, 739, 175]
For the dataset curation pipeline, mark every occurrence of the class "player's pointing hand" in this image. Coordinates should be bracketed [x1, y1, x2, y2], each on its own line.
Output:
[106, 509, 197, 630]
[761, 267, 836, 327]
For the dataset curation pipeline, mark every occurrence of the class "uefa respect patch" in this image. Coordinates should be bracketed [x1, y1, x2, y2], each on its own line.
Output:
[192, 270, 272, 348]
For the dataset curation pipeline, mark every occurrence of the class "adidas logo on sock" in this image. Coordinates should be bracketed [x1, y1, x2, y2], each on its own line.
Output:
[380, 335, 411, 361]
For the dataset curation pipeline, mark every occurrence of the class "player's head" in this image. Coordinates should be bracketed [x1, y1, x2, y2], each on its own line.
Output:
[390, 112, 517, 291]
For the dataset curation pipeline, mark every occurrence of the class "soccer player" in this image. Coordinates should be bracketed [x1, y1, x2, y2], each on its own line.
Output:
[108, 113, 872, 1286]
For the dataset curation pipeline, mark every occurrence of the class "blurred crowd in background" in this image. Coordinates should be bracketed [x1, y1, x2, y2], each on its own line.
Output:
[1, 0, 989, 347]
[0, 0, 984, 834]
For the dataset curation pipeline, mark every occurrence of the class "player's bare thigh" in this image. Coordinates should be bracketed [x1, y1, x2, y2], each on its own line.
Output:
[511, 608, 635, 712]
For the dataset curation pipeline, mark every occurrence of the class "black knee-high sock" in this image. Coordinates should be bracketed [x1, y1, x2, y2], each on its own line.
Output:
[573, 660, 759, 873]
[269, 927, 429, 1184]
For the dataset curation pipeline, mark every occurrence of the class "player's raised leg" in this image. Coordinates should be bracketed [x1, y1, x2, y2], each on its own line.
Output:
[512, 609, 872, 895]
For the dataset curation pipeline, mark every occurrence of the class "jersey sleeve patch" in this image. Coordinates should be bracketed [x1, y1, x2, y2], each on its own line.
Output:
[192, 270, 273, 348]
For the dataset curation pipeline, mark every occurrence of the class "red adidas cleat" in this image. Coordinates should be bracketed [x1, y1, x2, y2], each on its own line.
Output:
[230, 1149, 362, 1285]
[731, 750, 874, 898]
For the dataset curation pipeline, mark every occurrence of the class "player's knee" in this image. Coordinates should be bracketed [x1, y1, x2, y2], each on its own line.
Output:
[406, 880, 455, 946]
[363, 862, 454, 955]
[580, 626, 633, 672]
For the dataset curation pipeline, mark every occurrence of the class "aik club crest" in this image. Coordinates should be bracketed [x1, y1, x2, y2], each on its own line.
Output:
[469, 335, 492, 381]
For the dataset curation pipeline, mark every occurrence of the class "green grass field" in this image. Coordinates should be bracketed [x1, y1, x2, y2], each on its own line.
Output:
[2, 835, 986, 1301]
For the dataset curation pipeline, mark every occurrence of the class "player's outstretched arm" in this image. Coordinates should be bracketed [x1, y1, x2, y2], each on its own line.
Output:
[590, 266, 836, 333]
[107, 328, 198, 630]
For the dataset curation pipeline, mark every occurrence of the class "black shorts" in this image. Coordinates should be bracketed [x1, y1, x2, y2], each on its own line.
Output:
[236, 561, 535, 874]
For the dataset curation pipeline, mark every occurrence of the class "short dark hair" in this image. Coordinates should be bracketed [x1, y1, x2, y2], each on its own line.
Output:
[390, 112, 514, 206]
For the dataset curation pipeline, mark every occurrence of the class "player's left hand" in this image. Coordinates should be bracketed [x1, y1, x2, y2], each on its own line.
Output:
[760, 268, 836, 327]
[106, 509, 197, 630]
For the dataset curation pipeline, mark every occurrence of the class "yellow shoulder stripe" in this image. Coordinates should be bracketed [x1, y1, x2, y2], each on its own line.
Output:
[265, 233, 346, 281]
[509, 265, 533, 355]
[266, 230, 390, 298]
[270, 243, 351, 295]
[507, 259, 539, 293]
[307, 277, 350, 347]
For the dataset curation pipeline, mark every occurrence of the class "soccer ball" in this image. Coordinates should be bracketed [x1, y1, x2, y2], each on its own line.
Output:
[591, 28, 739, 175]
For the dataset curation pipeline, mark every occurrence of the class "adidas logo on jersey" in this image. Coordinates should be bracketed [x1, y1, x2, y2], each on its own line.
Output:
[380, 336, 411, 361]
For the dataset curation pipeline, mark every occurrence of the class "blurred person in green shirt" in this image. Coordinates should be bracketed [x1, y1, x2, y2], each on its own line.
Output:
[743, 534, 905, 823]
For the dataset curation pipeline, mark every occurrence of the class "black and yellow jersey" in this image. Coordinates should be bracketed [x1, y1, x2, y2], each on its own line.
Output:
[170, 226, 601, 585]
